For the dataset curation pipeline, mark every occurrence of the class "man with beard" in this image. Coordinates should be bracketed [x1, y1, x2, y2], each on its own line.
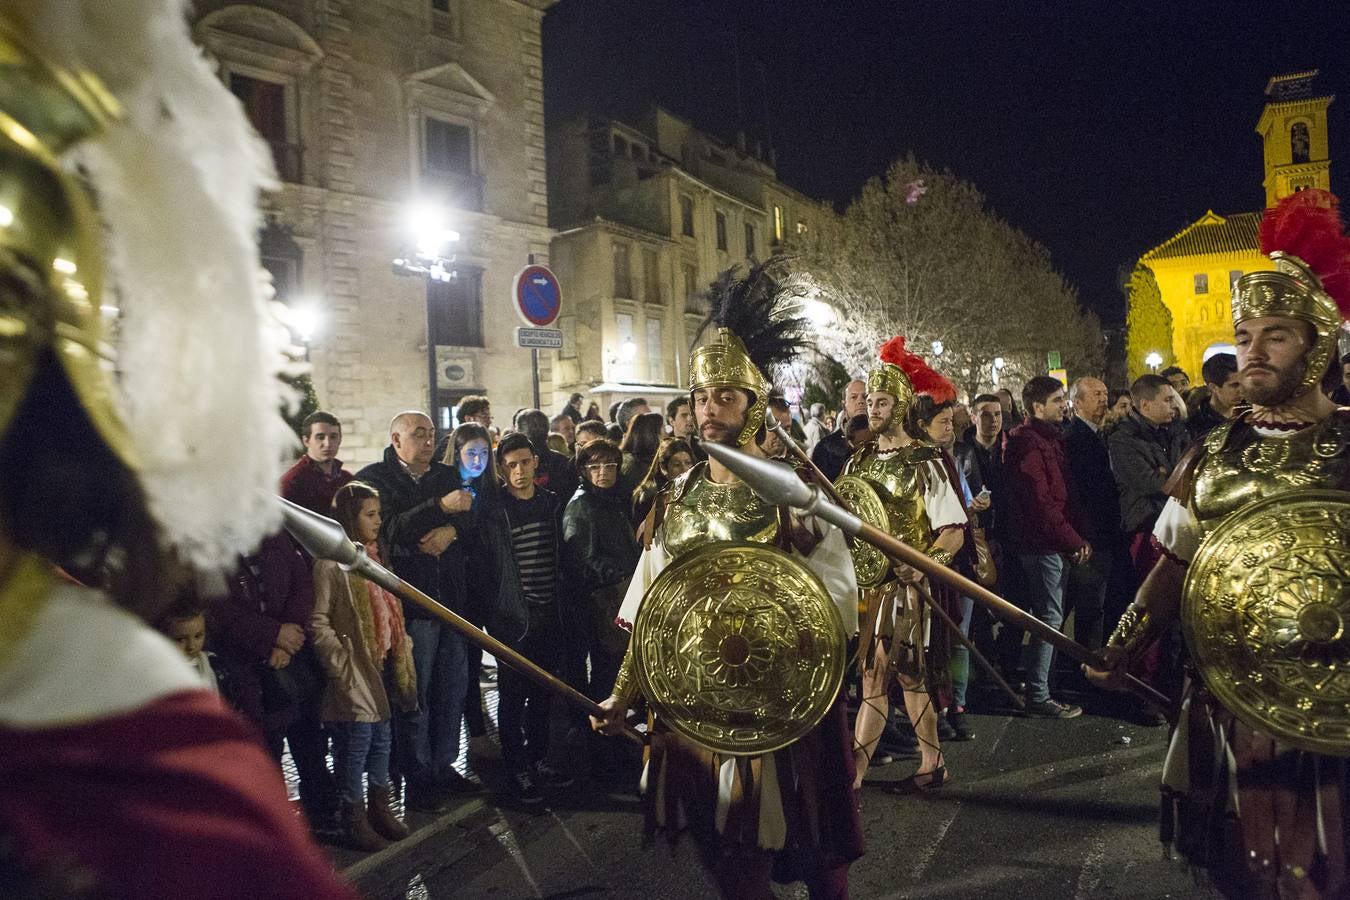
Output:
[1089, 189, 1350, 898]
[842, 337, 966, 791]
[592, 261, 861, 900]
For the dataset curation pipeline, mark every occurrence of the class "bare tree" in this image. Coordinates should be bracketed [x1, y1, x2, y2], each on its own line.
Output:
[792, 156, 1102, 397]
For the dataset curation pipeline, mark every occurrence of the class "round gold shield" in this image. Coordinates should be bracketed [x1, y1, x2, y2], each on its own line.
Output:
[1184, 489, 1350, 756]
[632, 541, 847, 756]
[834, 474, 891, 588]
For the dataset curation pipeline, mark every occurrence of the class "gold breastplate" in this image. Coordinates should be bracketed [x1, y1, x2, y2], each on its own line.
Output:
[1192, 411, 1350, 536]
[661, 461, 780, 559]
[844, 443, 939, 552]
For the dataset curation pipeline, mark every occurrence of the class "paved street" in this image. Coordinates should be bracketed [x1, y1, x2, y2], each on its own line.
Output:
[345, 695, 1216, 900]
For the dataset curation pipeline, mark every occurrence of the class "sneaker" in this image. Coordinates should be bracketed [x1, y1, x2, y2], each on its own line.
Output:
[441, 769, 484, 794]
[405, 783, 449, 813]
[509, 768, 543, 806]
[533, 760, 576, 789]
[469, 733, 503, 763]
[936, 714, 957, 742]
[946, 710, 976, 741]
[1023, 698, 1082, 719]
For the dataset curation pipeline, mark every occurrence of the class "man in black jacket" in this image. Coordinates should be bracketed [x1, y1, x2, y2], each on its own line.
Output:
[1109, 376, 1188, 575]
[1186, 352, 1240, 441]
[1062, 377, 1121, 652]
[355, 411, 477, 808]
[810, 378, 867, 481]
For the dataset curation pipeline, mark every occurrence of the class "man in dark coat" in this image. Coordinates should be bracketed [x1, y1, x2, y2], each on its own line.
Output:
[1186, 352, 1240, 441]
[1004, 376, 1092, 719]
[355, 410, 477, 807]
[810, 378, 867, 481]
[1062, 377, 1122, 653]
[1109, 375, 1188, 575]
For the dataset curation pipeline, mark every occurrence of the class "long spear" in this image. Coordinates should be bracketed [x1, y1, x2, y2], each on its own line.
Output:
[278, 498, 646, 746]
[703, 442, 1171, 709]
[766, 420, 1024, 709]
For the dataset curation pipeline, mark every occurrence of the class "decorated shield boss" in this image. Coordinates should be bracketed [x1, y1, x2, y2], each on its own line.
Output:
[834, 474, 891, 588]
[1184, 489, 1350, 756]
[632, 541, 846, 756]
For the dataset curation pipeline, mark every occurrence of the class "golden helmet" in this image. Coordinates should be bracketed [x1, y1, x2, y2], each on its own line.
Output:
[0, 16, 132, 465]
[1235, 189, 1350, 397]
[688, 327, 772, 447]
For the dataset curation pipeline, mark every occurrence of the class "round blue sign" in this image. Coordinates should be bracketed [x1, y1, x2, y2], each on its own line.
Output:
[513, 264, 562, 327]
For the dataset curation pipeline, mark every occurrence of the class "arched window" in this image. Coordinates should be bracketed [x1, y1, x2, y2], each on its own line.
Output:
[1291, 122, 1311, 164]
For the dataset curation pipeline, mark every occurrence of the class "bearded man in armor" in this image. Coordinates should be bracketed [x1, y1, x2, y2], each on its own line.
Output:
[592, 261, 863, 900]
[842, 338, 966, 792]
[1090, 189, 1350, 898]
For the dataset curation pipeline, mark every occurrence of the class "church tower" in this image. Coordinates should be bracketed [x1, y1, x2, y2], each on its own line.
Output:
[1256, 70, 1334, 208]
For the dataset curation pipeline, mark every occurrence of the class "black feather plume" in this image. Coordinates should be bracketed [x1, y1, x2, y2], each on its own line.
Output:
[694, 256, 815, 378]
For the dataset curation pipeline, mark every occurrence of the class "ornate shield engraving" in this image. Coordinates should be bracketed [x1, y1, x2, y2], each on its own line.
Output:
[632, 541, 847, 755]
[1184, 489, 1350, 756]
[834, 474, 892, 588]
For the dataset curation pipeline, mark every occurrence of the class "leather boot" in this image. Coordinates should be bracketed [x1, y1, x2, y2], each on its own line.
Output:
[342, 800, 388, 853]
[366, 783, 410, 841]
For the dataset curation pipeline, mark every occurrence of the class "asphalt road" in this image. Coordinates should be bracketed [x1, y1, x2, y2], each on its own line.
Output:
[350, 698, 1218, 900]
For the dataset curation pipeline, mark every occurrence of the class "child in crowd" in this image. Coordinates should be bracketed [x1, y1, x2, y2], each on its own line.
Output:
[158, 600, 225, 695]
[311, 482, 418, 852]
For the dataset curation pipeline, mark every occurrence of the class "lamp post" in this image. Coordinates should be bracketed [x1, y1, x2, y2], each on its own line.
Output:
[1145, 351, 1163, 373]
[392, 203, 460, 430]
[289, 302, 321, 362]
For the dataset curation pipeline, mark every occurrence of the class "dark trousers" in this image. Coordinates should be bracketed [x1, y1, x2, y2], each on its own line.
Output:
[464, 642, 487, 738]
[1065, 545, 1110, 652]
[498, 615, 560, 772]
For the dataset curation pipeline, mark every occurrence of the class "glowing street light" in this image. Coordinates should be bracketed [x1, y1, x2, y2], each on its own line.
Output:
[931, 340, 944, 357]
[1145, 351, 1164, 372]
[622, 338, 638, 362]
[391, 202, 463, 426]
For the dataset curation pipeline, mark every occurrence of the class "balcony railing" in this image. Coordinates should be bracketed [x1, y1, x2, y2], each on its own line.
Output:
[268, 139, 304, 184]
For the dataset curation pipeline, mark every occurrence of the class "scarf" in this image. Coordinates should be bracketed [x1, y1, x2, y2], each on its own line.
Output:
[361, 543, 406, 663]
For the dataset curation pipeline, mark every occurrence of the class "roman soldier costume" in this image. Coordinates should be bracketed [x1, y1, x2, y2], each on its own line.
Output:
[1104, 189, 1350, 898]
[609, 260, 863, 899]
[0, 5, 352, 897]
[838, 337, 966, 788]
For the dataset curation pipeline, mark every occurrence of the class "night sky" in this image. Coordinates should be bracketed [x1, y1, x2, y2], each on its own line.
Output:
[543, 1, 1350, 326]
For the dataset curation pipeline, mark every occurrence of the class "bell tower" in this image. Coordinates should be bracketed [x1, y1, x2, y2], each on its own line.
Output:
[1256, 70, 1334, 208]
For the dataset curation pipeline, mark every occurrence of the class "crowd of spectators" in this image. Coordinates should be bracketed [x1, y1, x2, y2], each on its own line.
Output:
[157, 349, 1314, 853]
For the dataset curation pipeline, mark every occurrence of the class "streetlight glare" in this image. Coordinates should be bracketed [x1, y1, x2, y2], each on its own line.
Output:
[622, 338, 638, 361]
[1145, 351, 1164, 370]
[406, 203, 461, 258]
[289, 303, 321, 345]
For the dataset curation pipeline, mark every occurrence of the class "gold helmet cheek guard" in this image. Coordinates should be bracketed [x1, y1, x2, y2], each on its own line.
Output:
[0, 19, 134, 466]
[689, 328, 772, 448]
[1232, 253, 1342, 397]
[866, 363, 915, 432]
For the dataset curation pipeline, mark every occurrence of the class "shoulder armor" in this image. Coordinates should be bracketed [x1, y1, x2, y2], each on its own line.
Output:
[668, 461, 703, 503]
[1311, 408, 1350, 460]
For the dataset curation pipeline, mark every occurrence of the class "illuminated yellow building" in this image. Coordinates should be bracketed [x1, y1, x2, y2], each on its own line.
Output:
[1133, 71, 1333, 381]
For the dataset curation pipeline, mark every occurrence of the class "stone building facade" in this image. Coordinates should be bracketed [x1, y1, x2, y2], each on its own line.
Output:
[546, 107, 831, 414]
[192, 0, 555, 463]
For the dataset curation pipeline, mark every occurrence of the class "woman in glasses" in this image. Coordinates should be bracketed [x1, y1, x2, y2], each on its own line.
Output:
[561, 439, 641, 721]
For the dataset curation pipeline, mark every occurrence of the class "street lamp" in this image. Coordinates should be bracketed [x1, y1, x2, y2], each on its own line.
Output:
[991, 355, 1005, 386]
[931, 340, 944, 357]
[1145, 351, 1163, 372]
[288, 301, 322, 362]
[392, 202, 461, 429]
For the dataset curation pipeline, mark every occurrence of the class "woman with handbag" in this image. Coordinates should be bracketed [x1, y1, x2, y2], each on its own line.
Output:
[311, 482, 418, 852]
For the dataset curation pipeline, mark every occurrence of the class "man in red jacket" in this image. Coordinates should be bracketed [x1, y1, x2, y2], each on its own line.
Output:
[1003, 375, 1091, 718]
[280, 411, 355, 515]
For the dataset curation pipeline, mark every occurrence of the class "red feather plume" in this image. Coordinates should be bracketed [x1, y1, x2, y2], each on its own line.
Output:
[877, 336, 957, 403]
[1259, 189, 1350, 320]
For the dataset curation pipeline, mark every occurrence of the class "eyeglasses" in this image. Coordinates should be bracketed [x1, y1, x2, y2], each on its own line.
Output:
[585, 463, 619, 472]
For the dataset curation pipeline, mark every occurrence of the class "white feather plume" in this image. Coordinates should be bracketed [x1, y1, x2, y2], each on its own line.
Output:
[7, 0, 292, 571]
